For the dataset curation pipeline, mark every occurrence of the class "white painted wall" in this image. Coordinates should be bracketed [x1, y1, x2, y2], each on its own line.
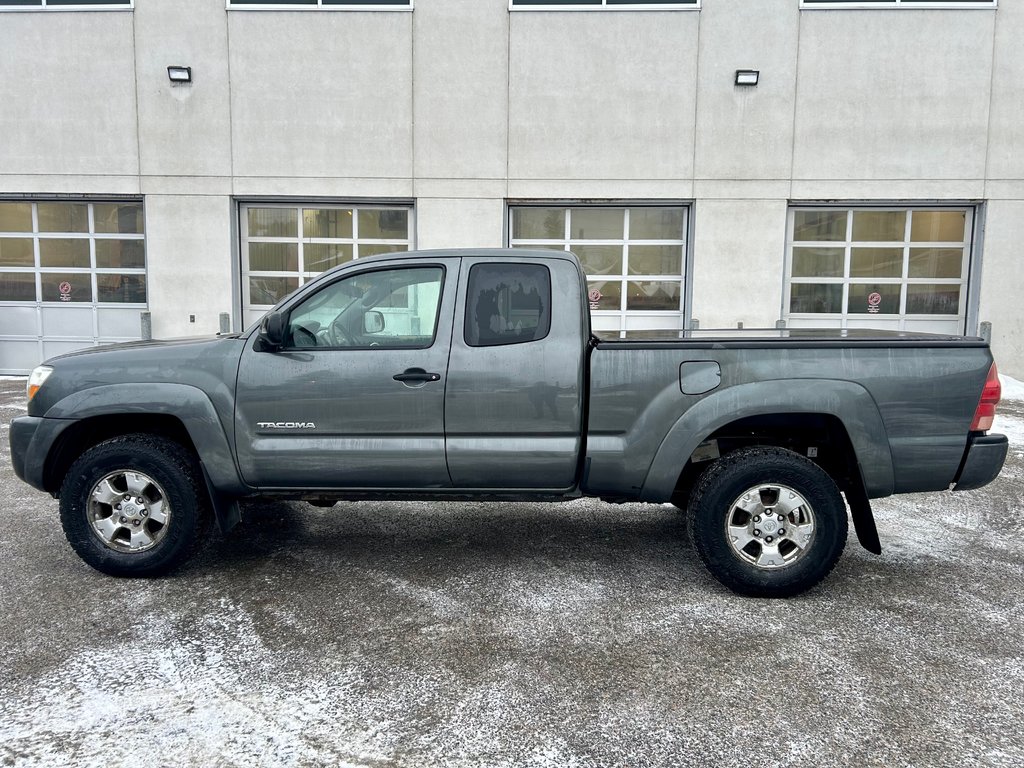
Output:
[0, 0, 1022, 373]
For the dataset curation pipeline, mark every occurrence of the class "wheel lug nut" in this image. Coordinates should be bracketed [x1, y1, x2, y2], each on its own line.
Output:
[142, 510, 148, 517]
[133, 519, 140, 526]
[123, 495, 131, 501]
[779, 528, 786, 535]
[119, 516, 127, 523]
[765, 536, 774, 543]
[778, 514, 784, 521]
[753, 516, 761, 523]
[115, 504, 121, 510]
[753, 529, 761, 536]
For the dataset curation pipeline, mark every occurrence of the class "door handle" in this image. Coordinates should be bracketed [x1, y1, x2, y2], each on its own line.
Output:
[393, 368, 441, 383]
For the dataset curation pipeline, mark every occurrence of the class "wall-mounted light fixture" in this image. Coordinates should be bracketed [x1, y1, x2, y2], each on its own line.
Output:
[735, 69, 759, 87]
[167, 66, 192, 84]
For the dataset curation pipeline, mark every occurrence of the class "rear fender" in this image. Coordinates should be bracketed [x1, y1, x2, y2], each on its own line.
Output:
[640, 379, 895, 502]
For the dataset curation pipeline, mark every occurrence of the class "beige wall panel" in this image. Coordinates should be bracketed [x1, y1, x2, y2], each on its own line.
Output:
[793, 10, 994, 181]
[416, 198, 505, 250]
[0, 13, 138, 177]
[228, 12, 413, 180]
[134, 0, 233, 177]
[986, 1, 1024, 181]
[145, 195, 234, 339]
[690, 199, 787, 329]
[695, 0, 799, 180]
[508, 11, 697, 181]
[413, 0, 508, 180]
[977, 199, 1024, 379]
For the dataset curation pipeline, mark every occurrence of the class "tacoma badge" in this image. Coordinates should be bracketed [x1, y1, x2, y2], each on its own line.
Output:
[257, 422, 317, 429]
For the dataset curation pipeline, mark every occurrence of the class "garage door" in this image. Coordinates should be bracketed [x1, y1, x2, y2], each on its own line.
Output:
[0, 200, 147, 374]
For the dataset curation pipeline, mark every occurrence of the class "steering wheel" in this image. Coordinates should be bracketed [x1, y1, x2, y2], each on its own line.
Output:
[328, 317, 357, 347]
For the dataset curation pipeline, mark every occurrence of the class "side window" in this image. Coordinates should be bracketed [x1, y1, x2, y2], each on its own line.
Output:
[286, 266, 443, 349]
[464, 263, 551, 347]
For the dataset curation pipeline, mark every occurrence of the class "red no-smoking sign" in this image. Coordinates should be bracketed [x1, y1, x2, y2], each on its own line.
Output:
[867, 292, 881, 314]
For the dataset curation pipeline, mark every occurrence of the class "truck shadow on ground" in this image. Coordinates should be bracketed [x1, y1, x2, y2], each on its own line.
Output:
[197, 499, 697, 576]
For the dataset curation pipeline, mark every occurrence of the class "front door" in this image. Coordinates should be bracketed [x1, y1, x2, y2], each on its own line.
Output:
[234, 259, 458, 489]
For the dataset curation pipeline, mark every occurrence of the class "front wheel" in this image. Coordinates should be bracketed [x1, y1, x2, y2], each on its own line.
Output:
[686, 447, 848, 598]
[59, 435, 211, 577]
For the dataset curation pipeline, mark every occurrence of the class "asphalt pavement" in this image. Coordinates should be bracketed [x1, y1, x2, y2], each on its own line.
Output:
[1, 376, 1022, 768]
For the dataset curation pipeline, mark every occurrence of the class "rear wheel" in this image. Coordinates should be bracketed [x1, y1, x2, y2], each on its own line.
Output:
[687, 447, 848, 598]
[59, 435, 210, 577]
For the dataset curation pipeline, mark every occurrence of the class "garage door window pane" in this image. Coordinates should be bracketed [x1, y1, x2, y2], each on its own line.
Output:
[248, 242, 298, 272]
[41, 273, 91, 302]
[908, 248, 963, 279]
[793, 211, 846, 242]
[303, 208, 353, 239]
[358, 209, 408, 239]
[851, 211, 906, 242]
[571, 209, 623, 240]
[630, 208, 685, 240]
[791, 247, 843, 278]
[305, 243, 353, 273]
[0, 238, 34, 267]
[629, 245, 683, 276]
[789, 284, 842, 314]
[587, 279, 620, 310]
[850, 248, 903, 278]
[906, 284, 960, 315]
[0, 273, 36, 301]
[40, 239, 90, 268]
[98, 274, 146, 303]
[574, 244, 621, 275]
[626, 281, 679, 311]
[512, 208, 565, 240]
[93, 203, 143, 234]
[95, 240, 145, 269]
[849, 283, 900, 314]
[248, 208, 297, 238]
[359, 243, 408, 259]
[911, 211, 966, 242]
[38, 203, 88, 233]
[0, 203, 32, 232]
[249, 276, 298, 306]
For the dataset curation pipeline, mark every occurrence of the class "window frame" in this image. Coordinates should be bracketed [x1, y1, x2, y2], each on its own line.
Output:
[0, 0, 133, 10]
[783, 204, 976, 333]
[239, 201, 415, 329]
[226, 0, 412, 10]
[800, 0, 995, 10]
[0, 199, 147, 307]
[507, 202, 690, 335]
[509, 0, 698, 10]
[283, 264, 445, 352]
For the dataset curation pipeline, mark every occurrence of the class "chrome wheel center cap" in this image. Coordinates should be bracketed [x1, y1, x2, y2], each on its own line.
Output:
[761, 519, 778, 534]
[122, 503, 140, 517]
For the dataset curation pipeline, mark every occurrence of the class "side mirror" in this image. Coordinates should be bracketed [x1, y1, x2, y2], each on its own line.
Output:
[257, 310, 286, 351]
[363, 310, 385, 334]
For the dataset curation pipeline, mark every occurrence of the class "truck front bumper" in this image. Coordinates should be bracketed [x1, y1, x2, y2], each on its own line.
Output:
[953, 433, 1009, 492]
[9, 415, 71, 493]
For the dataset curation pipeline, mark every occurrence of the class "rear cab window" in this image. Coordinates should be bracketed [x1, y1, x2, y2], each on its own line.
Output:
[464, 263, 551, 347]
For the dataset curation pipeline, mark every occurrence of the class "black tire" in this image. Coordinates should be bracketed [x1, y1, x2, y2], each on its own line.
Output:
[59, 434, 211, 577]
[686, 446, 848, 598]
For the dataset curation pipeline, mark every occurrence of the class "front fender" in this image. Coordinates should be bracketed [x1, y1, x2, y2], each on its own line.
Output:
[639, 379, 895, 502]
[41, 383, 247, 496]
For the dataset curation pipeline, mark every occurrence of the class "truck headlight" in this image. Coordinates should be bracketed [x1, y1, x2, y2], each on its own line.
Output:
[27, 365, 53, 402]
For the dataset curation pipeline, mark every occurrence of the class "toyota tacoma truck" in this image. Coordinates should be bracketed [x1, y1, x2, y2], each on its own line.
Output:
[8, 249, 1009, 597]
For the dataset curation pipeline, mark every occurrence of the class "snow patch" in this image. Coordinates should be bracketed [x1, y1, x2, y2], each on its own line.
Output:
[0, 375, 27, 381]
[992, 413, 1024, 450]
[999, 374, 1024, 402]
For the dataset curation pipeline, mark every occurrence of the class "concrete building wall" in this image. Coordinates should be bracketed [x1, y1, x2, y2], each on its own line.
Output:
[1, 0, 1022, 374]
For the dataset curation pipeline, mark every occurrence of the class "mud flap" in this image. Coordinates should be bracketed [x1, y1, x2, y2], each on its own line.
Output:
[844, 476, 881, 555]
[201, 462, 242, 534]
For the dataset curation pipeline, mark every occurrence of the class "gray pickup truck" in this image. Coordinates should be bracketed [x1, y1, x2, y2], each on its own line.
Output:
[9, 249, 1008, 597]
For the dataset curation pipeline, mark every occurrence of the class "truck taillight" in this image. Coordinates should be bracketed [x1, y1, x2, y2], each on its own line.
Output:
[970, 363, 1001, 432]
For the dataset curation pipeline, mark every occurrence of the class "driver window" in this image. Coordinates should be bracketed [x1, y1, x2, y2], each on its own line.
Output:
[286, 266, 444, 349]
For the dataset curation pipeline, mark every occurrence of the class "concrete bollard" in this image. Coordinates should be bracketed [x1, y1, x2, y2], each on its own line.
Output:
[141, 311, 152, 341]
[979, 321, 992, 344]
[690, 319, 699, 330]
[219, 312, 231, 334]
[775, 319, 787, 329]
